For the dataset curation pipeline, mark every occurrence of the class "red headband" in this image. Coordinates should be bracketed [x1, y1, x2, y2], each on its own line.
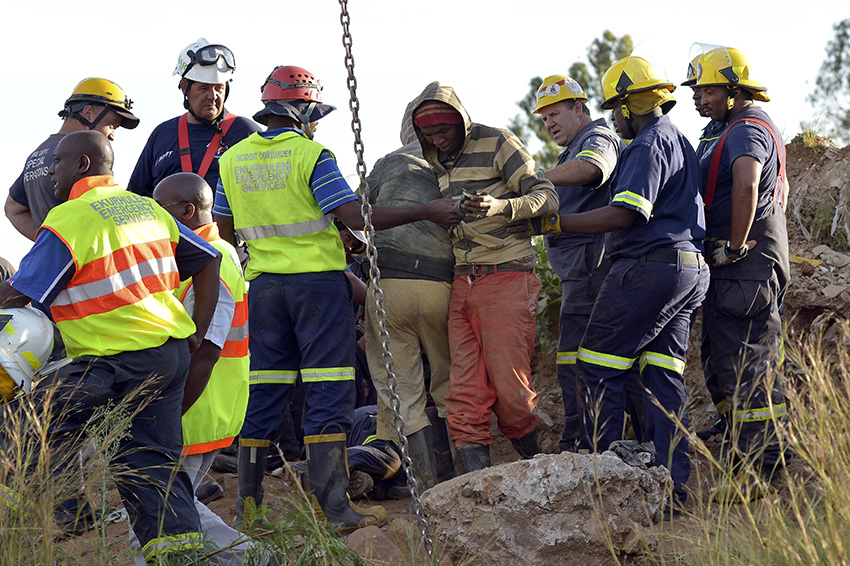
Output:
[413, 101, 463, 128]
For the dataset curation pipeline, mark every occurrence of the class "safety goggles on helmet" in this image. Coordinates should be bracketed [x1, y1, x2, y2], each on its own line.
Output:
[185, 44, 235, 74]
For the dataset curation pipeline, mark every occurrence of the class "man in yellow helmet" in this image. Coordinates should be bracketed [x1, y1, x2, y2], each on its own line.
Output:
[4, 78, 139, 241]
[516, 56, 709, 514]
[695, 47, 790, 494]
[530, 75, 648, 452]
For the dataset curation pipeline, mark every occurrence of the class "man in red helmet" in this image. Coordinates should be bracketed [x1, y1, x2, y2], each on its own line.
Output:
[128, 38, 260, 198]
[5, 78, 139, 241]
[213, 65, 459, 531]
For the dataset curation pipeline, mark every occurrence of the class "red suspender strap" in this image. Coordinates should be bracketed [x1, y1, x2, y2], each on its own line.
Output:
[177, 114, 193, 173]
[177, 113, 238, 178]
[704, 116, 786, 224]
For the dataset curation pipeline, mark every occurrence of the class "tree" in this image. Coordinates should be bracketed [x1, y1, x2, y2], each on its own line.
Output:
[509, 31, 632, 169]
[809, 18, 850, 144]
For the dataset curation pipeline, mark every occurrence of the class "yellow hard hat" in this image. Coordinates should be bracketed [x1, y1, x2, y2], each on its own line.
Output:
[695, 47, 769, 102]
[533, 75, 588, 113]
[64, 78, 139, 129]
[600, 56, 675, 110]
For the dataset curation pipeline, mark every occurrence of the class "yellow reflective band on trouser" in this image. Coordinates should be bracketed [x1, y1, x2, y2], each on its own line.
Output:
[300, 367, 355, 383]
[249, 370, 298, 385]
[557, 351, 577, 365]
[239, 438, 271, 448]
[577, 347, 636, 371]
[639, 351, 686, 375]
[733, 403, 788, 423]
[612, 190, 653, 217]
[141, 532, 204, 560]
[715, 399, 731, 415]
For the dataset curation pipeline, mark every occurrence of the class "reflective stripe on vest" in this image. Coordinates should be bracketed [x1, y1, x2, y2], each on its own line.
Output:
[42, 180, 194, 357]
[219, 131, 346, 278]
[236, 215, 333, 241]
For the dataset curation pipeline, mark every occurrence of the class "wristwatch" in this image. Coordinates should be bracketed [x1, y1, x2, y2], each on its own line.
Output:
[725, 241, 748, 259]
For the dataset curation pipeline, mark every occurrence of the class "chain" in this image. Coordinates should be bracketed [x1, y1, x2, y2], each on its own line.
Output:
[339, 0, 436, 560]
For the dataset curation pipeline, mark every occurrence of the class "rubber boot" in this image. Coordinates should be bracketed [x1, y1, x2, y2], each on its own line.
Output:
[426, 410, 456, 483]
[511, 428, 542, 459]
[457, 443, 491, 473]
[696, 415, 728, 441]
[305, 428, 388, 531]
[235, 443, 268, 525]
[406, 427, 438, 494]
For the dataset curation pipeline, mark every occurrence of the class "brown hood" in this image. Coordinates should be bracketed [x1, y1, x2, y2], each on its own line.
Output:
[408, 82, 472, 153]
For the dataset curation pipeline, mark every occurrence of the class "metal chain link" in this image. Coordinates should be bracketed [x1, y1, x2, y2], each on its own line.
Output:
[338, 1, 436, 561]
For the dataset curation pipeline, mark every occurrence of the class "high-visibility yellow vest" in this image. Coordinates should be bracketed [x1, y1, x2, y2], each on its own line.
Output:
[218, 131, 346, 280]
[177, 223, 249, 455]
[41, 176, 195, 357]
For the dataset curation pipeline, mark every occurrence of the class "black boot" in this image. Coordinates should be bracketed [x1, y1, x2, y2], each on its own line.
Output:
[236, 441, 269, 525]
[426, 410, 456, 483]
[305, 427, 387, 531]
[406, 427, 438, 494]
[458, 443, 491, 473]
[696, 416, 727, 441]
[511, 428, 542, 459]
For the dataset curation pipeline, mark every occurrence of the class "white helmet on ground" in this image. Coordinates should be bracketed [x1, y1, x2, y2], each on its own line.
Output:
[0, 307, 55, 401]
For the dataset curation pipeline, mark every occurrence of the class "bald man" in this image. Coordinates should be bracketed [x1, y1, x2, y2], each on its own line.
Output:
[0, 131, 222, 563]
[125, 172, 252, 566]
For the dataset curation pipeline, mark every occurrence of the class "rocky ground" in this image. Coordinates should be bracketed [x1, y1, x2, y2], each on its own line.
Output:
[60, 136, 850, 564]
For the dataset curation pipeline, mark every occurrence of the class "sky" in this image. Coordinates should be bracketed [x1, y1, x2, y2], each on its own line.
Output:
[1, 0, 845, 267]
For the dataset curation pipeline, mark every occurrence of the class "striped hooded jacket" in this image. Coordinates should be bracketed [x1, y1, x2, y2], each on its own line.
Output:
[410, 82, 558, 267]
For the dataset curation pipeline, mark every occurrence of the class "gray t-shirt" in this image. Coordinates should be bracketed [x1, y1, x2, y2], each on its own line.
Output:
[8, 134, 65, 231]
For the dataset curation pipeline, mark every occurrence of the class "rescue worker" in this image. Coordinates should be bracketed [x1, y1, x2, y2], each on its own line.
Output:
[695, 46, 790, 491]
[0, 130, 221, 563]
[515, 56, 709, 512]
[5, 78, 139, 240]
[409, 82, 559, 472]
[213, 65, 459, 530]
[531, 75, 647, 452]
[128, 38, 260, 197]
[126, 172, 251, 565]
[363, 100, 456, 491]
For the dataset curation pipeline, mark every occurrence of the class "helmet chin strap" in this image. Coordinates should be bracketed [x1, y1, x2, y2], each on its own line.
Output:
[723, 88, 738, 122]
[297, 102, 318, 139]
[73, 106, 109, 131]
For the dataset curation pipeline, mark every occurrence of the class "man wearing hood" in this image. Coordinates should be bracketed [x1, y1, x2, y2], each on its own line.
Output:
[128, 39, 261, 198]
[409, 82, 558, 472]
[214, 66, 458, 530]
[363, 102, 457, 491]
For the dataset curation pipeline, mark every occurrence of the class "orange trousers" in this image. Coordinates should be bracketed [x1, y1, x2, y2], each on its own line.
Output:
[445, 271, 541, 446]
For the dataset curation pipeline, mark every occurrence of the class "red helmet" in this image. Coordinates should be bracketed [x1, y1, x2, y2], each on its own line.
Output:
[260, 66, 322, 103]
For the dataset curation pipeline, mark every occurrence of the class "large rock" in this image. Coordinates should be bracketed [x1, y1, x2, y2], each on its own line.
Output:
[422, 452, 670, 565]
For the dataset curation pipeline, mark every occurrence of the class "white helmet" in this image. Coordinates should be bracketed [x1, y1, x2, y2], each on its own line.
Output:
[173, 38, 235, 85]
[0, 307, 55, 401]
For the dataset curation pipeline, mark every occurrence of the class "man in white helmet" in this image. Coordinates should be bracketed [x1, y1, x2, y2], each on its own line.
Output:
[128, 38, 260, 198]
[4, 78, 139, 241]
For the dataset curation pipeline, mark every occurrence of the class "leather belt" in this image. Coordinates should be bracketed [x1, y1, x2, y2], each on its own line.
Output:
[454, 262, 533, 276]
[645, 248, 702, 266]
